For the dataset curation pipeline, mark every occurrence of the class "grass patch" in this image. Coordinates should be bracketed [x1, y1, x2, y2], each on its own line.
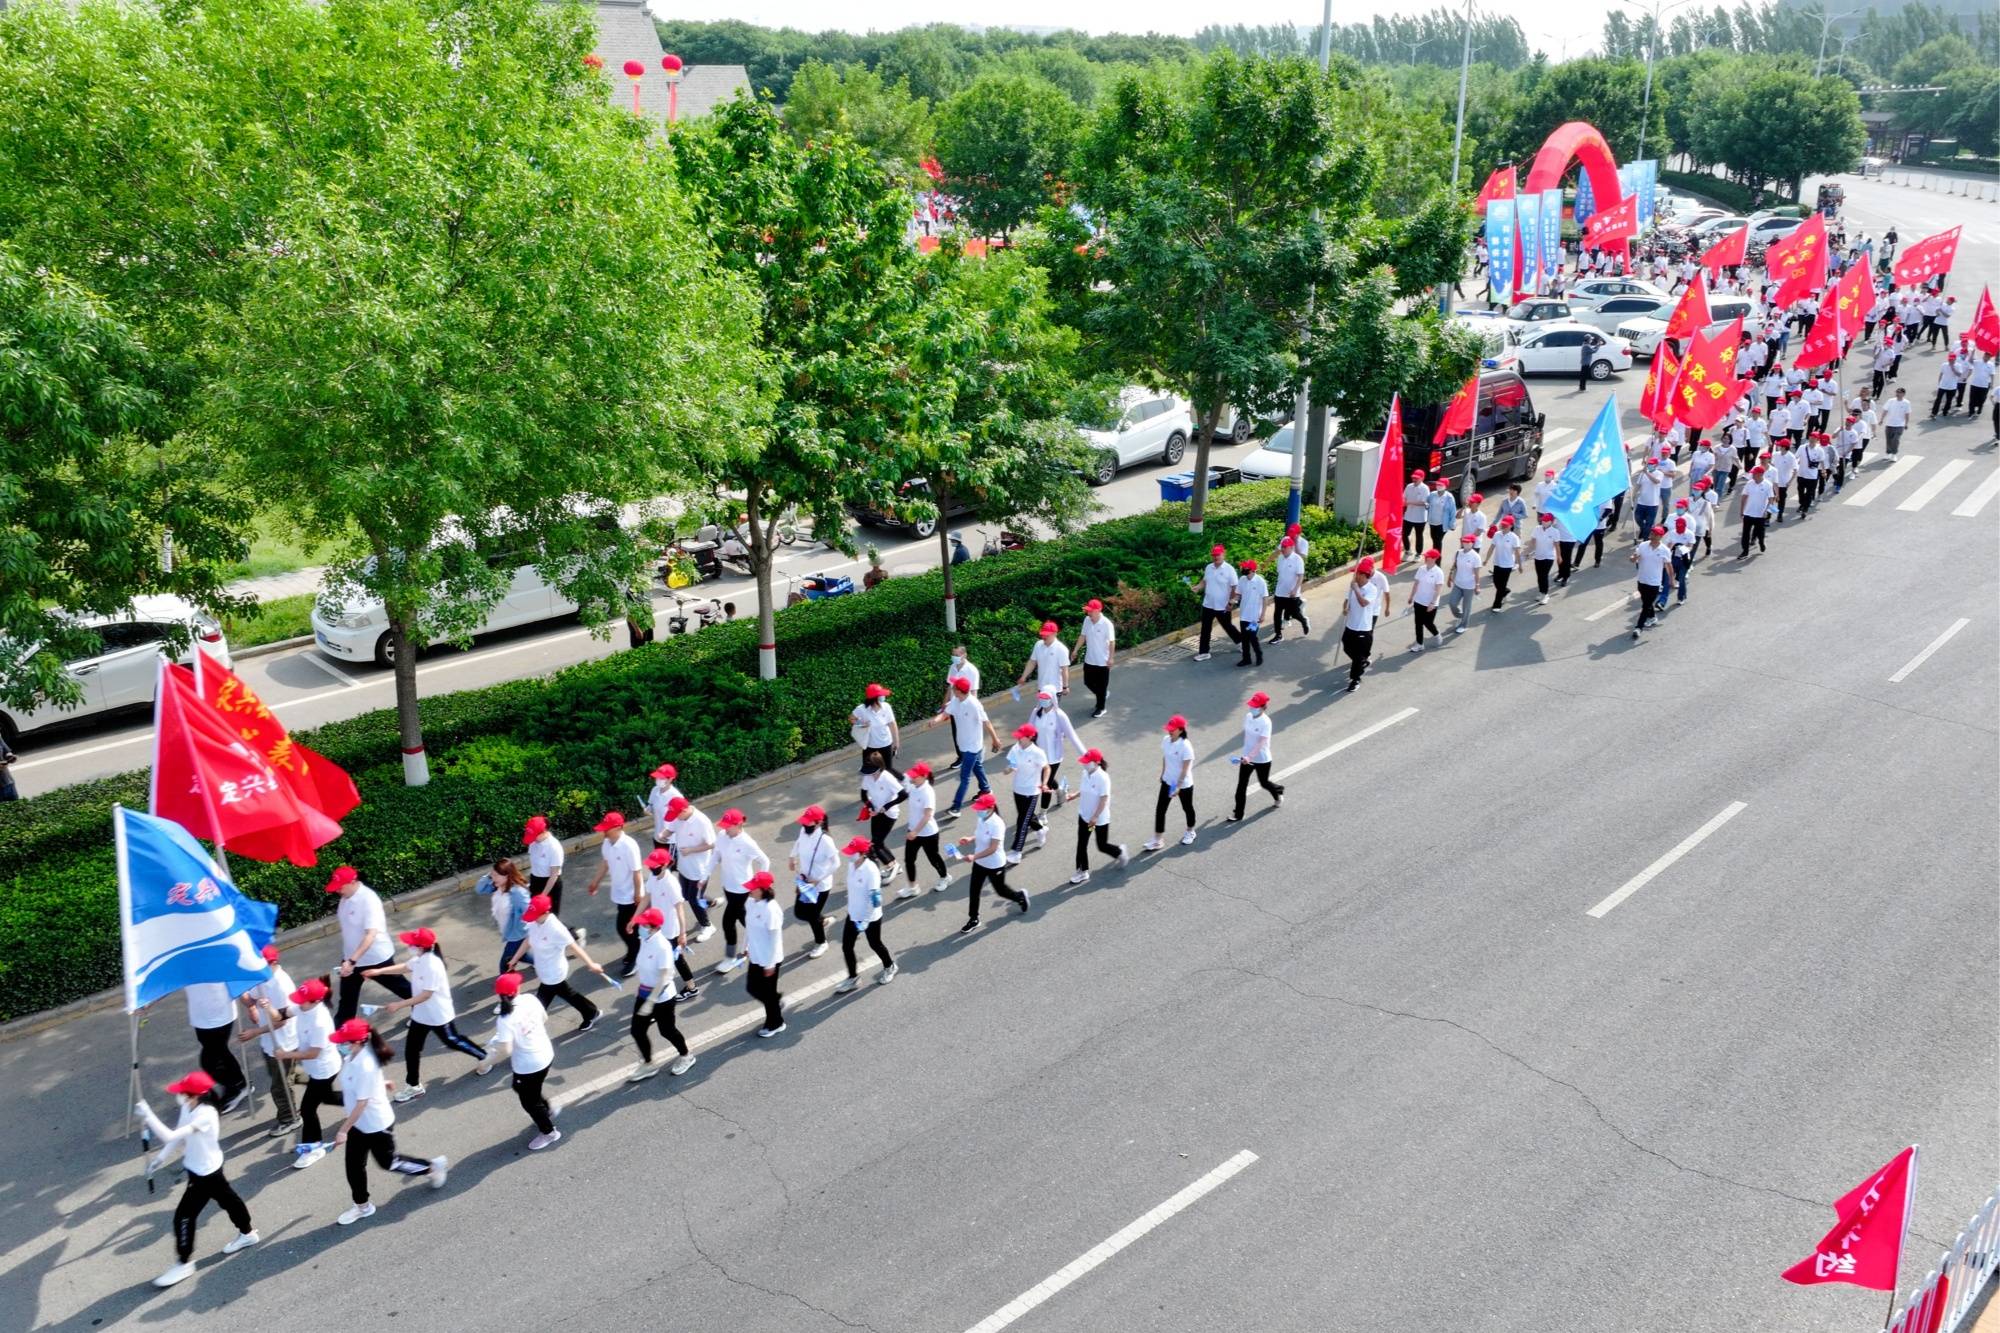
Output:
[222, 592, 315, 649]
[222, 511, 334, 582]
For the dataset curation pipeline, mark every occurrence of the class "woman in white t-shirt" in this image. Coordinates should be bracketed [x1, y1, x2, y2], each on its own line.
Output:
[850, 683, 901, 775]
[789, 804, 840, 960]
[899, 762, 951, 895]
[134, 1069, 259, 1287]
[626, 907, 695, 1081]
[1069, 748, 1127, 885]
[643, 848, 698, 1000]
[834, 835, 897, 992]
[361, 928, 487, 1102]
[858, 753, 906, 885]
[1144, 714, 1198, 851]
[330, 1019, 445, 1223]
[475, 974, 562, 1150]
[272, 977, 343, 1168]
[743, 872, 788, 1038]
[1228, 691, 1284, 821]
[1409, 548, 1445, 652]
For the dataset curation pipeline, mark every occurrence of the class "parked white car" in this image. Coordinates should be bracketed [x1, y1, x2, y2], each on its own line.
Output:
[1078, 387, 1194, 486]
[1616, 295, 1759, 357]
[313, 556, 584, 668]
[1566, 277, 1669, 309]
[1498, 321, 1633, 380]
[1231, 419, 1341, 482]
[1573, 294, 1677, 334]
[0, 596, 232, 746]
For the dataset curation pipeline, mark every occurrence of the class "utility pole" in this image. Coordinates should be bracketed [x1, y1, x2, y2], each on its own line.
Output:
[1287, 0, 1336, 523]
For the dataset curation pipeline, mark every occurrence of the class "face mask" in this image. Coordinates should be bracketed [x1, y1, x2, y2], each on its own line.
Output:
[637, 926, 655, 941]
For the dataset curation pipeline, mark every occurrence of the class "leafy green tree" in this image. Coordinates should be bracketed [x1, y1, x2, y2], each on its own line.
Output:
[934, 73, 1082, 241]
[982, 46, 1100, 107]
[1685, 58, 1864, 201]
[1656, 51, 1733, 166]
[783, 58, 933, 179]
[876, 27, 971, 104]
[1891, 35, 1982, 142]
[1943, 65, 1999, 157]
[1510, 58, 1666, 164]
[0, 245, 249, 717]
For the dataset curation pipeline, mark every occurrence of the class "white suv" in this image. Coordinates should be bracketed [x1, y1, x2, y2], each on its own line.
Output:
[1, 596, 232, 747]
[1078, 388, 1194, 486]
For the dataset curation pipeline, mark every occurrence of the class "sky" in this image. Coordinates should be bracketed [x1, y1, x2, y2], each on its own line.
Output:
[646, 0, 1610, 64]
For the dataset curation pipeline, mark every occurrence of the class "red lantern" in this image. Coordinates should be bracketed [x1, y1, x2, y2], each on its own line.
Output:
[661, 53, 684, 76]
[622, 59, 645, 78]
[661, 52, 683, 122]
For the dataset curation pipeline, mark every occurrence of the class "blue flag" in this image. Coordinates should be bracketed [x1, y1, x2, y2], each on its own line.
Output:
[115, 805, 277, 1012]
[1573, 170, 1596, 230]
[1539, 188, 1564, 287]
[1543, 397, 1628, 542]
[1517, 191, 1542, 293]
[1636, 159, 1658, 230]
[1486, 198, 1516, 305]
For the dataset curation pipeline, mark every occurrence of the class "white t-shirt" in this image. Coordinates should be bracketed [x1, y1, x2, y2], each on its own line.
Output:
[1633, 542, 1672, 584]
[634, 931, 679, 995]
[648, 869, 683, 929]
[1402, 482, 1429, 522]
[1740, 479, 1775, 518]
[252, 966, 299, 1055]
[1452, 550, 1481, 590]
[792, 827, 837, 889]
[716, 832, 770, 894]
[945, 696, 989, 753]
[1273, 552, 1305, 598]
[1028, 639, 1069, 691]
[339, 1047, 395, 1134]
[493, 995, 554, 1075]
[744, 897, 783, 967]
[945, 657, 981, 696]
[1411, 565, 1445, 607]
[1240, 712, 1272, 763]
[1006, 742, 1048, 797]
[526, 915, 577, 985]
[1343, 581, 1379, 631]
[851, 702, 896, 749]
[1528, 524, 1558, 561]
[1770, 451, 1798, 484]
[146, 1100, 223, 1177]
[903, 781, 939, 837]
[600, 833, 644, 906]
[1488, 530, 1522, 569]
[846, 861, 884, 925]
[861, 769, 901, 813]
[409, 951, 455, 1026]
[1200, 562, 1236, 611]
[1880, 398, 1911, 427]
[1236, 574, 1269, 623]
[972, 810, 1009, 869]
[1078, 768, 1111, 825]
[527, 832, 565, 880]
[338, 885, 394, 966]
[1079, 615, 1115, 667]
[295, 1003, 343, 1080]
[671, 810, 716, 880]
[1031, 706, 1079, 764]
[647, 782, 682, 839]
[1161, 734, 1195, 788]
[185, 981, 236, 1031]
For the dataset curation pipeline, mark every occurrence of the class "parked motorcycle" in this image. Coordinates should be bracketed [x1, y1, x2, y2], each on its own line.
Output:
[665, 591, 735, 635]
[979, 527, 1030, 557]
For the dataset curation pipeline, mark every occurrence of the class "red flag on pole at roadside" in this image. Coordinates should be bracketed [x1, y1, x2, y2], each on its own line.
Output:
[1767, 213, 1830, 306]
[1698, 225, 1748, 276]
[1672, 316, 1750, 430]
[1371, 395, 1406, 574]
[1782, 1146, 1917, 1291]
[192, 653, 359, 826]
[1967, 285, 2000, 355]
[150, 661, 344, 865]
[1475, 166, 1515, 211]
[1640, 340, 1682, 430]
[1662, 272, 1713, 344]
[1891, 226, 1960, 287]
[1433, 374, 1479, 444]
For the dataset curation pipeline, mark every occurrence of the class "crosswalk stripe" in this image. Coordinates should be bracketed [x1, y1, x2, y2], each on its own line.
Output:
[1953, 469, 2000, 518]
[1897, 459, 1972, 512]
[1845, 455, 1924, 507]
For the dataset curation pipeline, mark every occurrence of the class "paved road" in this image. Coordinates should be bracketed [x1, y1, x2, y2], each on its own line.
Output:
[3, 317, 1994, 1328]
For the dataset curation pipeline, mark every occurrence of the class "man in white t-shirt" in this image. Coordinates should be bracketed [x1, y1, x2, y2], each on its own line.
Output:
[1408, 548, 1445, 651]
[1879, 388, 1912, 454]
[1196, 545, 1241, 661]
[1630, 526, 1674, 637]
[522, 894, 605, 1032]
[1340, 558, 1382, 692]
[1270, 537, 1309, 642]
[523, 815, 566, 913]
[1073, 598, 1117, 718]
[1234, 560, 1269, 666]
[329, 865, 413, 1024]
[584, 811, 648, 977]
[185, 981, 249, 1111]
[1738, 466, 1773, 557]
[1447, 535, 1482, 634]
[934, 676, 1001, 819]
[1016, 621, 1071, 701]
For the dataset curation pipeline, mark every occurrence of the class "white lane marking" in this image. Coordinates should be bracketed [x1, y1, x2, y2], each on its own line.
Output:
[1845, 455, 1924, 507]
[1897, 459, 1972, 512]
[1953, 469, 2000, 518]
[1271, 708, 1417, 783]
[1587, 801, 1748, 918]
[962, 1150, 1259, 1333]
[297, 651, 363, 689]
[1888, 618, 1971, 685]
[550, 967, 851, 1113]
[1584, 593, 1631, 622]
[9, 735, 149, 772]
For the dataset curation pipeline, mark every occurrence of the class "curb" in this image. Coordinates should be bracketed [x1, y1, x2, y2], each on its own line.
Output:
[0, 554, 1369, 1043]
[234, 632, 317, 661]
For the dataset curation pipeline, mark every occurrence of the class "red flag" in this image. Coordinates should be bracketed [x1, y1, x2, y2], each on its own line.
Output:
[1831, 257, 1872, 342]
[150, 661, 343, 865]
[1475, 166, 1515, 211]
[1783, 1147, 1916, 1291]
[1793, 282, 1846, 371]
[1371, 395, 1406, 574]
[1584, 195, 1637, 249]
[1433, 374, 1479, 444]
[1891, 226, 1960, 287]
[1640, 340, 1682, 430]
[1671, 315, 1750, 430]
[1698, 225, 1748, 276]
[1662, 272, 1712, 344]
[193, 653, 360, 825]
[1967, 284, 2000, 355]
[1767, 213, 1829, 306]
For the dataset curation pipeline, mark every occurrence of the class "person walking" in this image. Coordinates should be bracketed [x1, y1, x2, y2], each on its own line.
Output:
[1002, 723, 1051, 863]
[935, 676, 1001, 820]
[1686, 480, 1716, 559]
[182, 981, 248, 1114]
[1966, 352, 1994, 419]
[1933, 355, 1962, 418]
[473, 976, 561, 1151]
[1528, 513, 1559, 604]
[1030, 690, 1083, 820]
[1447, 535, 1481, 635]
[1738, 465, 1773, 557]
[1144, 715, 1199, 850]
[1016, 621, 1071, 701]
[1495, 484, 1529, 532]
[713, 809, 772, 974]
[849, 683, 900, 776]
[1270, 538, 1308, 642]
[645, 763, 683, 854]
[1340, 558, 1382, 691]
[643, 848, 699, 1000]
[479, 858, 534, 974]
[1630, 526, 1674, 639]
[1795, 435, 1822, 518]
[1484, 517, 1522, 612]
[330, 1020, 446, 1223]
[899, 762, 952, 895]
[1426, 480, 1458, 558]
[956, 793, 1028, 931]
[1665, 515, 1696, 605]
[523, 814, 566, 915]
[1072, 599, 1117, 718]
[1228, 692, 1284, 820]
[328, 866, 413, 1024]
[584, 811, 647, 977]
[1409, 549, 1445, 651]
[1400, 470, 1430, 555]
[272, 977, 341, 1170]
[359, 928, 485, 1102]
[742, 872, 787, 1038]
[1577, 336, 1593, 393]
[1069, 749, 1127, 885]
[1195, 545, 1240, 661]
[789, 804, 839, 959]
[1459, 493, 1490, 549]
[233, 946, 300, 1137]
[133, 1071, 260, 1287]
[1769, 441, 1797, 522]
[665, 796, 717, 943]
[625, 907, 695, 1081]
[1234, 559, 1269, 666]
[835, 837, 897, 993]
[1880, 387, 1911, 454]
[858, 754, 905, 886]
[521, 893, 604, 1031]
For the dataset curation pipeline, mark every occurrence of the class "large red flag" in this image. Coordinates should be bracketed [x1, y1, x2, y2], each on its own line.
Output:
[1584, 195, 1637, 249]
[1699, 225, 1748, 276]
[1793, 282, 1846, 371]
[1672, 316, 1750, 430]
[1433, 374, 1479, 444]
[1662, 273, 1713, 344]
[1830, 257, 1873, 341]
[1371, 395, 1406, 574]
[192, 653, 360, 825]
[1891, 226, 1960, 287]
[1475, 166, 1515, 211]
[151, 662, 344, 865]
[1782, 1147, 1916, 1291]
[1966, 285, 2000, 355]
[1767, 214, 1830, 306]
[1640, 340, 1682, 430]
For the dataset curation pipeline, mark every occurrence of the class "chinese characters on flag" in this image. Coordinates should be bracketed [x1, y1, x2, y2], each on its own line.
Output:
[1766, 213, 1829, 307]
[1968, 285, 2000, 356]
[1698, 224, 1748, 277]
[1891, 226, 1961, 288]
[1783, 1146, 1916, 1291]
[1370, 394, 1407, 574]
[1672, 316, 1750, 430]
[1583, 195, 1637, 249]
[1793, 282, 1846, 371]
[192, 653, 360, 826]
[1640, 340, 1682, 430]
[1433, 374, 1479, 444]
[1475, 165, 1515, 211]
[1662, 272, 1713, 345]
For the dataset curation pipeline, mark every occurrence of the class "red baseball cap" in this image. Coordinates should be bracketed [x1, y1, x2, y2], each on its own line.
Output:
[1423, 548, 1441, 560]
[798, 804, 827, 826]
[1239, 558, 1258, 572]
[950, 676, 972, 693]
[907, 761, 932, 780]
[1498, 517, 1515, 528]
[494, 973, 522, 997]
[745, 870, 775, 891]
[323, 865, 359, 894]
[634, 907, 666, 929]
[665, 795, 691, 818]
[260, 944, 281, 963]
[1410, 468, 1426, 480]
[645, 848, 672, 870]
[1039, 621, 1058, 636]
[397, 927, 437, 950]
[165, 1070, 216, 1098]
[1469, 492, 1484, 503]
[522, 815, 549, 844]
[1163, 714, 1187, 732]
[594, 811, 625, 833]
[865, 682, 891, 699]
[1013, 723, 1038, 740]
[1674, 498, 1689, 508]
[842, 835, 873, 856]
[1210, 544, 1226, 557]
[1285, 523, 1302, 535]
[1355, 557, 1374, 576]
[523, 893, 554, 923]
[1280, 537, 1296, 548]
[1460, 534, 1478, 545]
[1246, 691, 1270, 708]
[650, 763, 677, 781]
[972, 793, 999, 810]
[1083, 598, 1104, 612]
[1651, 524, 1666, 536]
[290, 978, 329, 1007]
[1079, 748, 1105, 764]
[331, 1019, 373, 1046]
[717, 808, 746, 828]
[1538, 513, 1554, 523]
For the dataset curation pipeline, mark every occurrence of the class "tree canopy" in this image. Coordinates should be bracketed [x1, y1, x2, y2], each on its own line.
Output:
[934, 73, 1082, 241]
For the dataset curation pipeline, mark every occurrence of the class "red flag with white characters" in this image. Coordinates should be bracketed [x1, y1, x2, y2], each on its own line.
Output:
[1968, 285, 2000, 356]
[150, 661, 344, 865]
[1793, 282, 1846, 371]
[1662, 272, 1712, 344]
[1699, 225, 1748, 276]
[192, 653, 360, 826]
[1891, 226, 1960, 287]
[1671, 316, 1750, 430]
[1433, 373, 1479, 444]
[1782, 1147, 1916, 1291]
[1767, 213, 1830, 306]
[1371, 395, 1406, 574]
[1475, 166, 1515, 211]
[1584, 195, 1637, 249]
[1640, 340, 1682, 430]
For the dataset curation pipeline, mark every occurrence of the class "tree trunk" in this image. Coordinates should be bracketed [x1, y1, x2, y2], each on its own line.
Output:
[936, 521, 957, 631]
[745, 481, 778, 681]
[388, 617, 429, 786]
[1185, 402, 1224, 534]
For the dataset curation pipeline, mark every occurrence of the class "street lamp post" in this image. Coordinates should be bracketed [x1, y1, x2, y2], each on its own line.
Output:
[621, 59, 645, 117]
[1814, 5, 1864, 78]
[1618, 0, 1700, 164]
[1286, 0, 1336, 525]
[661, 53, 683, 123]
[1438, 0, 1478, 318]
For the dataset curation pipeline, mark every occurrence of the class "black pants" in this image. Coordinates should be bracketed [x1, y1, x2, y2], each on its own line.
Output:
[537, 978, 599, 1025]
[174, 1167, 252, 1261]
[1773, 483, 1789, 518]
[1872, 369, 1887, 396]
[1198, 607, 1238, 653]
[1401, 520, 1425, 553]
[1588, 527, 1607, 566]
[842, 918, 893, 977]
[1008, 791, 1043, 854]
[905, 832, 947, 881]
[1232, 761, 1282, 817]
[794, 891, 828, 947]
[1238, 616, 1264, 664]
[1933, 387, 1955, 417]
[511, 1066, 555, 1134]
[1082, 662, 1110, 713]
[1635, 582, 1661, 630]
[1533, 558, 1553, 595]
[867, 813, 897, 868]
[678, 873, 710, 927]
[1740, 515, 1767, 555]
[1968, 385, 1989, 417]
[1797, 475, 1819, 514]
[195, 1023, 247, 1104]
[615, 902, 641, 972]
[1413, 603, 1439, 644]
[967, 863, 1022, 922]
[722, 889, 748, 955]
[745, 962, 783, 1030]
[1153, 782, 1196, 833]
[630, 994, 687, 1064]
[529, 872, 563, 917]
[1075, 818, 1120, 872]
[335, 967, 412, 1025]
[1490, 566, 1514, 608]
[300, 1074, 338, 1143]
[1272, 595, 1306, 638]
[405, 1019, 485, 1085]
[1557, 542, 1578, 584]
[1340, 627, 1373, 686]
[345, 1127, 432, 1203]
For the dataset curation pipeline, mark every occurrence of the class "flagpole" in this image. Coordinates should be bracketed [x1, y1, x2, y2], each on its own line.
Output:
[1883, 1144, 1919, 1332]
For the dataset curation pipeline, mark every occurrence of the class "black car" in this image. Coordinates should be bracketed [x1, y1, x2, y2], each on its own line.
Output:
[847, 477, 971, 538]
[1397, 369, 1546, 500]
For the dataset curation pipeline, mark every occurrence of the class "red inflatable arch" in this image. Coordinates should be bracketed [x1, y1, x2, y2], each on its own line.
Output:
[1523, 121, 1624, 210]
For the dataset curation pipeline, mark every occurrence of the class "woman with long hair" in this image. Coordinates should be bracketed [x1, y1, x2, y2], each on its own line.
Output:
[1143, 714, 1198, 852]
[835, 836, 897, 993]
[481, 857, 533, 974]
[474, 974, 563, 1151]
[361, 928, 486, 1102]
[133, 1070, 259, 1287]
[271, 976, 341, 1170]
[329, 1019, 446, 1225]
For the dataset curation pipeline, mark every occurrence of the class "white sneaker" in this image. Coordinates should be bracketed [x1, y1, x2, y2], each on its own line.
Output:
[895, 885, 918, 899]
[693, 924, 716, 943]
[835, 976, 860, 994]
[669, 1054, 696, 1075]
[1410, 642, 1423, 653]
[267, 1118, 300, 1138]
[1193, 652, 1211, 661]
[392, 1083, 426, 1104]
[1454, 626, 1468, 635]
[1539, 594, 1551, 605]
[528, 1130, 563, 1151]
[1005, 851, 1022, 865]
[222, 1230, 260, 1254]
[573, 927, 587, 947]
[428, 1156, 448, 1190]
[1036, 827, 1048, 850]
[1113, 847, 1130, 868]
[337, 1203, 376, 1226]
[756, 1023, 787, 1038]
[883, 861, 899, 882]
[152, 1261, 195, 1288]
[628, 1061, 662, 1083]
[1179, 830, 1197, 846]
[1141, 838, 1163, 852]
[878, 964, 898, 984]
[933, 876, 952, 894]
[293, 1144, 328, 1170]
[806, 942, 829, 959]
[716, 954, 745, 974]
[1069, 871, 1090, 886]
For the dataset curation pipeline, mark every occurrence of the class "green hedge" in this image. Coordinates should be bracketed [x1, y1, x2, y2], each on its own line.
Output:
[0, 481, 1369, 1020]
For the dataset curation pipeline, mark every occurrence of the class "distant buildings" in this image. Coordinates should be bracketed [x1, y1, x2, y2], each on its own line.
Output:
[571, 0, 749, 121]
